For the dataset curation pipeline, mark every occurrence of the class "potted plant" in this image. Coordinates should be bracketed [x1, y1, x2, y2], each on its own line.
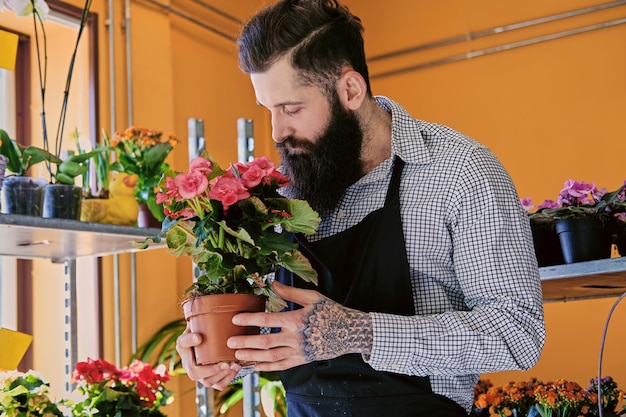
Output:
[132, 316, 288, 416]
[1, 0, 93, 218]
[540, 179, 626, 264]
[0, 370, 64, 416]
[64, 357, 173, 416]
[136, 153, 320, 365]
[0, 128, 60, 216]
[77, 129, 141, 225]
[43, 129, 107, 220]
[612, 181, 626, 256]
[521, 197, 564, 267]
[110, 126, 179, 227]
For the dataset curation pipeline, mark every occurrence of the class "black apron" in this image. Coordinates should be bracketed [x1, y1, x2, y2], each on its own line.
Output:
[276, 158, 468, 416]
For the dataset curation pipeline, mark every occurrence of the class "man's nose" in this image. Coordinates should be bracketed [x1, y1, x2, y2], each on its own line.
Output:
[271, 114, 292, 143]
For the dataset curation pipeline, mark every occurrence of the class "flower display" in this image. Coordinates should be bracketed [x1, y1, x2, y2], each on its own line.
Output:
[110, 126, 179, 221]
[541, 180, 626, 220]
[473, 378, 542, 417]
[66, 357, 173, 417]
[533, 379, 591, 417]
[0, 0, 94, 183]
[136, 153, 320, 312]
[471, 377, 626, 417]
[0, 370, 63, 417]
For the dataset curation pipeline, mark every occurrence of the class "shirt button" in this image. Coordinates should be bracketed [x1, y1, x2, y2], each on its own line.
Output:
[391, 364, 399, 370]
[337, 210, 346, 219]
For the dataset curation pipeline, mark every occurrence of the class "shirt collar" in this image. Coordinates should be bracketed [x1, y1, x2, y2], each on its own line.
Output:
[374, 96, 433, 166]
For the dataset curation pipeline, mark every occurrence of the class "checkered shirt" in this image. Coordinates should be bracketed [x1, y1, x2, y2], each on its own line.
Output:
[306, 96, 546, 413]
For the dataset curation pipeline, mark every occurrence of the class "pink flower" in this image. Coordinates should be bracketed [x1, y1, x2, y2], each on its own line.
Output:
[268, 170, 289, 187]
[558, 180, 600, 206]
[174, 171, 209, 199]
[241, 163, 264, 188]
[520, 197, 534, 212]
[208, 176, 250, 209]
[537, 199, 560, 210]
[250, 156, 276, 175]
[190, 156, 213, 175]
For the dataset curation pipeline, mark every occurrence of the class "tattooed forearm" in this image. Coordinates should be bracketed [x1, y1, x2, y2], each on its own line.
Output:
[301, 298, 373, 362]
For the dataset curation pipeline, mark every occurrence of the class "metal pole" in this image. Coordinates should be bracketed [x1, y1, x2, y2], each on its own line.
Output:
[237, 118, 260, 417]
[63, 259, 78, 393]
[113, 254, 121, 367]
[189, 118, 214, 417]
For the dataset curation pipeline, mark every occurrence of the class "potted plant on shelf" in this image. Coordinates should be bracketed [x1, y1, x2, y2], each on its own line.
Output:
[1, 0, 93, 219]
[540, 179, 626, 264]
[43, 129, 106, 220]
[110, 126, 179, 228]
[136, 153, 320, 365]
[0, 128, 60, 216]
[607, 180, 626, 257]
[521, 197, 564, 267]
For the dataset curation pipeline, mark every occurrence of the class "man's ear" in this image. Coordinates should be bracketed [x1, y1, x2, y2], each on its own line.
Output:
[337, 70, 367, 111]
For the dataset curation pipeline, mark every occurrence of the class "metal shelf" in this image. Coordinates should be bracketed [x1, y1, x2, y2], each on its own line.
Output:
[0, 213, 165, 262]
[540, 257, 626, 302]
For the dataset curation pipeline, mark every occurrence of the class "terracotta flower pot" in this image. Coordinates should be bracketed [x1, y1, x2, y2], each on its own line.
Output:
[182, 293, 266, 365]
[137, 203, 161, 228]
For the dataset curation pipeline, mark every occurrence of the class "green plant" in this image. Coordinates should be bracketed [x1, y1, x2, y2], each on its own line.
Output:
[218, 372, 287, 417]
[135, 153, 320, 312]
[110, 126, 179, 221]
[0, 128, 61, 176]
[0, 0, 94, 183]
[0, 370, 64, 417]
[65, 357, 173, 417]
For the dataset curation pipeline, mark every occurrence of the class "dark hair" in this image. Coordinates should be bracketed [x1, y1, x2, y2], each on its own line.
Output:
[237, 0, 371, 96]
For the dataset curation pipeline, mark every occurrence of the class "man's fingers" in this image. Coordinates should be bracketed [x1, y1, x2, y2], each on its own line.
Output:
[177, 329, 202, 349]
[272, 280, 322, 306]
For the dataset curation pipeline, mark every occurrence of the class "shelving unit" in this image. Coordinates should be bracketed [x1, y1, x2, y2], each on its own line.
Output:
[0, 213, 165, 391]
[540, 256, 626, 302]
[0, 213, 164, 261]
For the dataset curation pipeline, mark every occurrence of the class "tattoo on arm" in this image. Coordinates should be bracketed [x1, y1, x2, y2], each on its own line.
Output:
[301, 298, 373, 362]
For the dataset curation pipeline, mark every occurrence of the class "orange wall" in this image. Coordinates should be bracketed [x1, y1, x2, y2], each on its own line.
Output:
[348, 0, 626, 390]
[21, 0, 626, 415]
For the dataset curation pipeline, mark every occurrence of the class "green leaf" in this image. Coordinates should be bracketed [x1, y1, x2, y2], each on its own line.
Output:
[279, 250, 318, 284]
[143, 143, 173, 175]
[55, 172, 76, 184]
[0, 129, 24, 175]
[268, 198, 321, 235]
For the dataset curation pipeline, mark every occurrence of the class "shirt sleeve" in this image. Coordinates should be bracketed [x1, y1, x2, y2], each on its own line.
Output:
[365, 146, 546, 376]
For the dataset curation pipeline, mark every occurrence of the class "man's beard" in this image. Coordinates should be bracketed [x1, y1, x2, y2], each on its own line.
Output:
[277, 97, 363, 212]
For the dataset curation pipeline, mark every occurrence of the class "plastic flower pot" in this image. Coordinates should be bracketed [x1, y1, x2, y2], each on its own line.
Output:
[555, 216, 613, 264]
[1, 176, 47, 216]
[182, 293, 266, 365]
[530, 217, 564, 267]
[42, 183, 83, 220]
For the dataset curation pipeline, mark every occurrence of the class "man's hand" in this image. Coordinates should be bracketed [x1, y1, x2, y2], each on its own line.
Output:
[227, 281, 373, 372]
[176, 327, 241, 390]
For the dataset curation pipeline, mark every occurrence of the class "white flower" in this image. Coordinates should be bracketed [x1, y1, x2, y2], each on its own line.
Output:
[4, 0, 49, 19]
